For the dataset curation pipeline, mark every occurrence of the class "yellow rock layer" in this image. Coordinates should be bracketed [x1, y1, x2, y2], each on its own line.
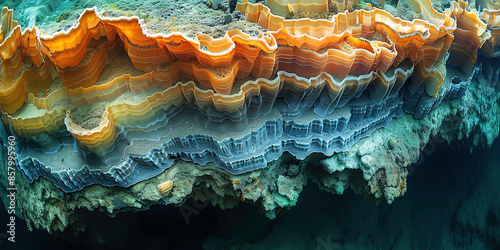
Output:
[4, 65, 413, 155]
[448, 0, 491, 72]
[266, 0, 329, 17]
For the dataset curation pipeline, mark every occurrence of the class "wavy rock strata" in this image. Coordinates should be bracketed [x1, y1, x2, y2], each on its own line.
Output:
[0, 0, 494, 197]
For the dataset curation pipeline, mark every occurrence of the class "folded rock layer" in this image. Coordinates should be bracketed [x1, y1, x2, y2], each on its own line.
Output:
[0, 0, 494, 192]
